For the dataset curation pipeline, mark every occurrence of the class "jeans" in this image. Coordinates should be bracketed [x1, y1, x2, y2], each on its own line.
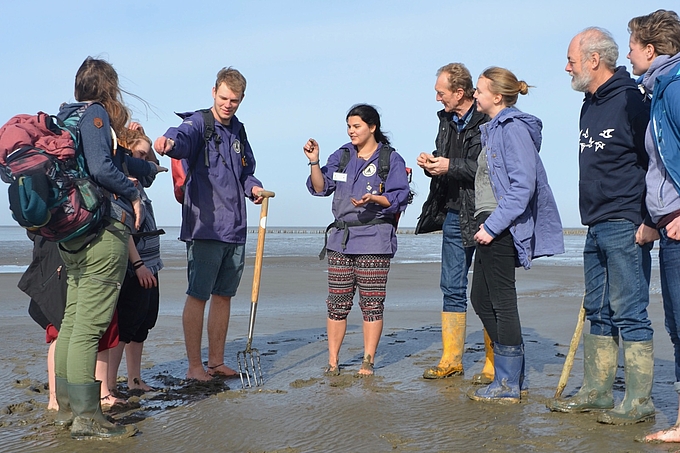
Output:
[660, 228, 680, 381]
[441, 210, 475, 312]
[583, 219, 653, 342]
[470, 223, 522, 346]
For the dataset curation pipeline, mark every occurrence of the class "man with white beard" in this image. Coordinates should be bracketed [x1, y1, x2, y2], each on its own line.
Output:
[548, 27, 655, 426]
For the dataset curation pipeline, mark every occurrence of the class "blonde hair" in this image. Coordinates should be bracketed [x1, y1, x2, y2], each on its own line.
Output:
[118, 128, 157, 164]
[215, 67, 246, 97]
[480, 67, 530, 107]
[628, 9, 680, 56]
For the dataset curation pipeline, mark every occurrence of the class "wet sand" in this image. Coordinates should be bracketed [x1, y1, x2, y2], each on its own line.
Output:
[0, 255, 677, 453]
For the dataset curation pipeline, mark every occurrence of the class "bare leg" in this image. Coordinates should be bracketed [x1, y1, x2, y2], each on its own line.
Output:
[206, 295, 237, 376]
[183, 295, 211, 381]
[358, 320, 383, 375]
[47, 340, 58, 411]
[107, 342, 125, 391]
[125, 341, 153, 391]
[327, 318, 347, 368]
[96, 349, 124, 407]
[644, 395, 680, 442]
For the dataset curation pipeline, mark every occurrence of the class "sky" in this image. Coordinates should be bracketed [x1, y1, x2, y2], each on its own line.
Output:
[0, 1, 673, 228]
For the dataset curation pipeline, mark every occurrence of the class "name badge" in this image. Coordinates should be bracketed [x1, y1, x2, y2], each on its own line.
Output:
[333, 172, 348, 182]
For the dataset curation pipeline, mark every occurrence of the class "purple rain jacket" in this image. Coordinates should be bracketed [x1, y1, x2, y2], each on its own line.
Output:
[307, 142, 411, 256]
[480, 107, 564, 269]
[164, 111, 262, 244]
[640, 53, 680, 224]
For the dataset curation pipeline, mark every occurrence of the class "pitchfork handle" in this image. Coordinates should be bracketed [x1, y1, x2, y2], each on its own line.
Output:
[256, 189, 276, 198]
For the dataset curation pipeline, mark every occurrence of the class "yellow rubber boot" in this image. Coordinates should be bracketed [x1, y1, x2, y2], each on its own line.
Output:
[472, 329, 494, 385]
[423, 312, 466, 379]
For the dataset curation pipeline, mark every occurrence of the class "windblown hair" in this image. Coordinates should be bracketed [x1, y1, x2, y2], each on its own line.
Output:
[628, 9, 680, 57]
[480, 67, 530, 107]
[74, 57, 130, 135]
[579, 27, 619, 71]
[215, 67, 247, 97]
[436, 63, 475, 99]
[118, 128, 158, 164]
[346, 104, 390, 146]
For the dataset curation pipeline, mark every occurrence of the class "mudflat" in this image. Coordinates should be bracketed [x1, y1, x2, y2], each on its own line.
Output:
[0, 256, 674, 452]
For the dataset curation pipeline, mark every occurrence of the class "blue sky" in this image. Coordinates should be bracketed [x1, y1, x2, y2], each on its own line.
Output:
[0, 1, 672, 228]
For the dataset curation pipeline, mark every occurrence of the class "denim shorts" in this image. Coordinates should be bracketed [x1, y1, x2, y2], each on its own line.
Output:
[186, 240, 245, 301]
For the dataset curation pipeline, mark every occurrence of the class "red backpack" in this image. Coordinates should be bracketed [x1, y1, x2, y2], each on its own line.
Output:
[0, 107, 107, 243]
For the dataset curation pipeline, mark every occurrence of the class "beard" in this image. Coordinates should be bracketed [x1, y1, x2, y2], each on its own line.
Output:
[570, 70, 592, 93]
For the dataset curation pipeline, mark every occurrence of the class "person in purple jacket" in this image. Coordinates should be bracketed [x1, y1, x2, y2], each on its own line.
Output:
[303, 104, 411, 376]
[155, 67, 265, 382]
[467, 67, 564, 404]
[625, 10, 680, 442]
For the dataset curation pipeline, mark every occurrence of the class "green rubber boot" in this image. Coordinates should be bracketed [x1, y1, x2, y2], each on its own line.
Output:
[547, 333, 618, 412]
[68, 381, 137, 440]
[597, 340, 655, 425]
[54, 377, 73, 427]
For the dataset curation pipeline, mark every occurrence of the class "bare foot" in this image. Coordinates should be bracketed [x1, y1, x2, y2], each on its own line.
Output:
[100, 393, 127, 410]
[186, 366, 213, 382]
[357, 355, 374, 376]
[644, 425, 680, 443]
[47, 400, 58, 411]
[207, 363, 238, 377]
[128, 377, 154, 391]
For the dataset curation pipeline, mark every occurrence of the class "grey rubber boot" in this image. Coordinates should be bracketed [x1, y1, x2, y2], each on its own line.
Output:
[597, 339, 655, 425]
[547, 333, 618, 412]
[54, 377, 73, 427]
[68, 381, 137, 440]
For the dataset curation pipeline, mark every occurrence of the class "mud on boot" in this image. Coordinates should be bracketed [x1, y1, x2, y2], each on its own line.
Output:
[597, 340, 655, 425]
[468, 343, 523, 404]
[68, 381, 137, 440]
[547, 334, 618, 413]
[423, 312, 466, 379]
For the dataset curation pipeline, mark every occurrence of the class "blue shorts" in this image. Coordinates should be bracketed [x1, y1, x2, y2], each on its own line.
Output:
[186, 240, 245, 301]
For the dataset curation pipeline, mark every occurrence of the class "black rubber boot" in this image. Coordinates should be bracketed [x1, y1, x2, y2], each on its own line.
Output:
[68, 381, 137, 440]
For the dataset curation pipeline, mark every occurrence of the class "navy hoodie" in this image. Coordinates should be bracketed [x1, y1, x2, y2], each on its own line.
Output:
[578, 66, 650, 226]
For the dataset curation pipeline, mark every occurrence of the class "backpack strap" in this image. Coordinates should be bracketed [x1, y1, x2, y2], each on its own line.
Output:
[337, 147, 351, 173]
[198, 108, 217, 167]
[180, 108, 216, 199]
[377, 145, 394, 193]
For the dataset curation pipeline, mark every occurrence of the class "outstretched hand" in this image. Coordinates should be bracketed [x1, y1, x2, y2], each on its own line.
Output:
[154, 136, 173, 155]
[351, 193, 373, 207]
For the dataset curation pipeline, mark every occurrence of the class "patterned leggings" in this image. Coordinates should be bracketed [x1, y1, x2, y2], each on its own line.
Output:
[326, 251, 391, 322]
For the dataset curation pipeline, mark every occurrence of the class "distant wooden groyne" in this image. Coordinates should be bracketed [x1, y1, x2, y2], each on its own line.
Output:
[247, 227, 588, 235]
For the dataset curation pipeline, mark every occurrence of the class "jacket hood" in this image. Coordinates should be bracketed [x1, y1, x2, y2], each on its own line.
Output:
[493, 107, 543, 152]
[641, 52, 680, 95]
[588, 66, 639, 102]
[57, 102, 92, 119]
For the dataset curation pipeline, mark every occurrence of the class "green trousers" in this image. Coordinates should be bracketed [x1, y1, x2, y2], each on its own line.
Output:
[55, 219, 129, 384]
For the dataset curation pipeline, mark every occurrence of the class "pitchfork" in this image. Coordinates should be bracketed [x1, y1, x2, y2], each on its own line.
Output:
[237, 189, 275, 388]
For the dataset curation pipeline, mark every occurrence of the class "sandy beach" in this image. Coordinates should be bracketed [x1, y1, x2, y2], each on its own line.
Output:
[0, 251, 677, 452]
